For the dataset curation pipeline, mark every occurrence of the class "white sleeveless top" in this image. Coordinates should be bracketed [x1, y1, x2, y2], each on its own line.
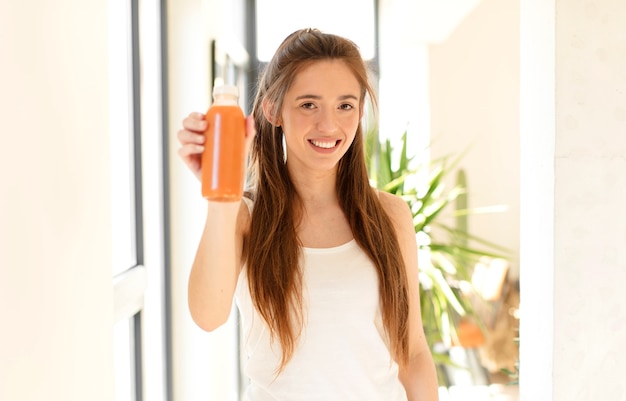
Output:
[235, 200, 408, 401]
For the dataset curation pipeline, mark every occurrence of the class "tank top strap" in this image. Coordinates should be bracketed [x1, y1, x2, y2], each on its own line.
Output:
[242, 196, 254, 214]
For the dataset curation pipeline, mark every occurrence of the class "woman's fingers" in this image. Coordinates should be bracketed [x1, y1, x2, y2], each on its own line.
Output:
[177, 127, 205, 146]
[177, 112, 208, 182]
[177, 112, 206, 150]
[182, 112, 208, 133]
[177, 144, 203, 181]
[177, 140, 204, 156]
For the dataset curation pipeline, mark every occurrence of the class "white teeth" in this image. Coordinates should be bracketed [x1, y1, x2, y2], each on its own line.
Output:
[310, 139, 338, 149]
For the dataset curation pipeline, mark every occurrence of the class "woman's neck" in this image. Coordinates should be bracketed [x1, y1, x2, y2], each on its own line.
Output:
[288, 166, 338, 207]
[288, 166, 353, 248]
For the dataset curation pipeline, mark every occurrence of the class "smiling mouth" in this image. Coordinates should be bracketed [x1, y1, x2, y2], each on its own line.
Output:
[309, 139, 340, 149]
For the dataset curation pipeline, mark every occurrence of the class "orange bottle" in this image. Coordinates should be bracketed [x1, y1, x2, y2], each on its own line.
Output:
[201, 85, 246, 201]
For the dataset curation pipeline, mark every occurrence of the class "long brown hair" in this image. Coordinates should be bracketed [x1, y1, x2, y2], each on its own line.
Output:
[244, 28, 409, 371]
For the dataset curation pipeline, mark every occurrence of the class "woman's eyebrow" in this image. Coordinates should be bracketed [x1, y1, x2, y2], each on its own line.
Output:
[294, 94, 359, 101]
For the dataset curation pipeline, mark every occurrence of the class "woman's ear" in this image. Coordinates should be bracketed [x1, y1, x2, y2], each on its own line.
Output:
[262, 99, 281, 127]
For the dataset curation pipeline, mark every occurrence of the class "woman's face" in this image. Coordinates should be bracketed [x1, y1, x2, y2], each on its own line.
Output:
[278, 59, 362, 176]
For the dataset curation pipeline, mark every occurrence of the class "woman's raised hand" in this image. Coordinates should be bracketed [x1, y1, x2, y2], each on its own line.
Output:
[177, 112, 256, 182]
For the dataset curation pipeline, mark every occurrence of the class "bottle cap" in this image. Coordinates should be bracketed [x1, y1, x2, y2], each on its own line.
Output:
[213, 84, 239, 98]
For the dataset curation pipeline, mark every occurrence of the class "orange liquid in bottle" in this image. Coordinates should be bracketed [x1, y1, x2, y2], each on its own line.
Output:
[201, 104, 246, 201]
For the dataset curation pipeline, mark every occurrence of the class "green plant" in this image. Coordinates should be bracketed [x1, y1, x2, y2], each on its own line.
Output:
[365, 127, 511, 383]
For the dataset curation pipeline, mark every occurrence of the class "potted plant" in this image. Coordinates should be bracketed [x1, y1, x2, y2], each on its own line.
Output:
[365, 127, 511, 384]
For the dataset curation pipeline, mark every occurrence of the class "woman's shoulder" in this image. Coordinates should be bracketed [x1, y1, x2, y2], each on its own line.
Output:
[375, 190, 414, 236]
[376, 190, 410, 216]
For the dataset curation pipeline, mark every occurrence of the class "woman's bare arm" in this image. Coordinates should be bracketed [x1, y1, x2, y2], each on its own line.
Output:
[380, 191, 440, 401]
[178, 113, 256, 331]
[188, 200, 250, 331]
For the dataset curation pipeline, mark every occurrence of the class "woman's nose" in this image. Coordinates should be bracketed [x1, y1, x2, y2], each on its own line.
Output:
[316, 108, 337, 133]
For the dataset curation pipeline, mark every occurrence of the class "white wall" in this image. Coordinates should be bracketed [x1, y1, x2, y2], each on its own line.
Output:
[520, 0, 626, 400]
[0, 1, 114, 400]
[428, 0, 521, 279]
[379, 0, 521, 281]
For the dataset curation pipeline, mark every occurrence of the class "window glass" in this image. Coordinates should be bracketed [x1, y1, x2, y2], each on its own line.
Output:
[255, 0, 376, 61]
[110, 0, 138, 275]
[114, 318, 133, 401]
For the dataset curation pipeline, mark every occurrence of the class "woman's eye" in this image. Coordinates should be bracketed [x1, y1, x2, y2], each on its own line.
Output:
[301, 102, 315, 109]
[339, 103, 354, 110]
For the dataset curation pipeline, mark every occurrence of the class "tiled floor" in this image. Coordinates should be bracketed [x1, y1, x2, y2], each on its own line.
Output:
[439, 384, 519, 401]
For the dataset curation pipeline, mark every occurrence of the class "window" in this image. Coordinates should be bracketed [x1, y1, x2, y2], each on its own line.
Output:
[255, 0, 377, 62]
[109, 0, 171, 400]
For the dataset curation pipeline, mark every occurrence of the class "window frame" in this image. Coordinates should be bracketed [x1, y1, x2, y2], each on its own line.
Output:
[111, 1, 172, 400]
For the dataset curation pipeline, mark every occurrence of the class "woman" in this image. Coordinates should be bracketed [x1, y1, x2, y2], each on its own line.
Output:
[177, 28, 439, 401]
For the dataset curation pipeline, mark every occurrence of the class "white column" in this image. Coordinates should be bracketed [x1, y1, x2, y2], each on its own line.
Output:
[520, 1, 626, 400]
[519, 0, 555, 399]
